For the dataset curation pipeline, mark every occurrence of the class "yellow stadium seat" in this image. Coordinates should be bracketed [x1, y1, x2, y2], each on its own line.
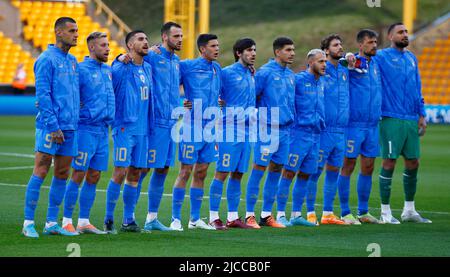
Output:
[22, 1, 33, 8]
[11, 0, 20, 8]
[12, 0, 121, 73]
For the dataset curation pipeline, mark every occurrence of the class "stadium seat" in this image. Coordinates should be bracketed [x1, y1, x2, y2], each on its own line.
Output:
[419, 34, 450, 104]
[12, 0, 126, 64]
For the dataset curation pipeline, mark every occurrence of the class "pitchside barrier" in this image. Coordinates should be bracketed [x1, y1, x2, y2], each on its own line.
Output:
[1, 95, 450, 124]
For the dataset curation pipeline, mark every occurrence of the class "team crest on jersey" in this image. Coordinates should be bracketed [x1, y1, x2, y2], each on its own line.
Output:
[159, 60, 165, 64]
[140, 75, 146, 83]
[92, 74, 98, 78]
[274, 76, 280, 81]
[342, 73, 347, 81]
[236, 76, 243, 81]
[305, 83, 311, 87]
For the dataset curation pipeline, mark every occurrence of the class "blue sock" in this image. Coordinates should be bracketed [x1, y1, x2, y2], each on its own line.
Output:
[135, 171, 147, 206]
[307, 170, 321, 213]
[190, 187, 204, 222]
[46, 177, 67, 223]
[262, 171, 281, 213]
[357, 173, 372, 215]
[246, 169, 264, 213]
[122, 184, 137, 224]
[209, 179, 224, 212]
[172, 187, 185, 221]
[63, 180, 80, 219]
[79, 181, 96, 219]
[148, 172, 167, 213]
[276, 177, 292, 213]
[337, 174, 351, 217]
[105, 180, 121, 223]
[24, 175, 44, 221]
[226, 178, 241, 213]
[292, 177, 308, 212]
[323, 170, 339, 212]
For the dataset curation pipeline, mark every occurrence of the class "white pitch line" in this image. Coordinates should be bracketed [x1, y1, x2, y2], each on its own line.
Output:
[0, 152, 35, 159]
[0, 182, 449, 216]
[0, 166, 34, 171]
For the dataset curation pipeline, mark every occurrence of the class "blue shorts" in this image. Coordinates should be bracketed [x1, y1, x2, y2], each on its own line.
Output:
[178, 141, 218, 165]
[254, 129, 290, 167]
[147, 126, 176, 168]
[35, 129, 78, 157]
[317, 131, 345, 168]
[216, 141, 251, 173]
[345, 126, 380, 158]
[284, 129, 320, 174]
[72, 129, 109, 172]
[112, 128, 148, 168]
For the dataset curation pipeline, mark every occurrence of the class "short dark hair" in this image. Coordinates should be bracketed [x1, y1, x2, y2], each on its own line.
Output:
[197, 33, 218, 52]
[320, 34, 342, 50]
[161, 21, 182, 36]
[273, 37, 294, 55]
[125, 30, 146, 49]
[233, 38, 256, 62]
[357, 29, 378, 43]
[54, 17, 76, 30]
[87, 31, 107, 44]
[388, 22, 404, 34]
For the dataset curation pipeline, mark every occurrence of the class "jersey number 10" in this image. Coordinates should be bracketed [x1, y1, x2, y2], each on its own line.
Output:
[141, 86, 149, 100]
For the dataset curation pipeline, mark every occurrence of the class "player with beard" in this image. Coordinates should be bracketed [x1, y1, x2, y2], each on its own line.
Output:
[104, 30, 153, 234]
[117, 22, 184, 232]
[305, 34, 355, 226]
[336, 29, 382, 225]
[61, 32, 115, 235]
[374, 23, 431, 224]
[22, 17, 80, 238]
[275, 49, 326, 227]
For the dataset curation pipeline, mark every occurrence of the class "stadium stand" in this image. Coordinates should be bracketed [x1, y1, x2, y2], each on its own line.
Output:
[418, 34, 450, 105]
[0, 0, 127, 86]
[0, 31, 35, 85]
[1, 0, 447, 106]
[12, 0, 126, 64]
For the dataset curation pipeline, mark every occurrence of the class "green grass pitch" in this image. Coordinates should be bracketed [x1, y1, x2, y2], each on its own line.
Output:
[0, 116, 449, 257]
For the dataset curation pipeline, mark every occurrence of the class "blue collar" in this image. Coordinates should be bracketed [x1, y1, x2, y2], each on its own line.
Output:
[387, 46, 407, 55]
[268, 58, 288, 70]
[233, 61, 251, 73]
[47, 44, 69, 57]
[326, 60, 345, 73]
[83, 56, 103, 66]
[198, 56, 214, 66]
[160, 46, 175, 59]
[305, 70, 319, 82]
